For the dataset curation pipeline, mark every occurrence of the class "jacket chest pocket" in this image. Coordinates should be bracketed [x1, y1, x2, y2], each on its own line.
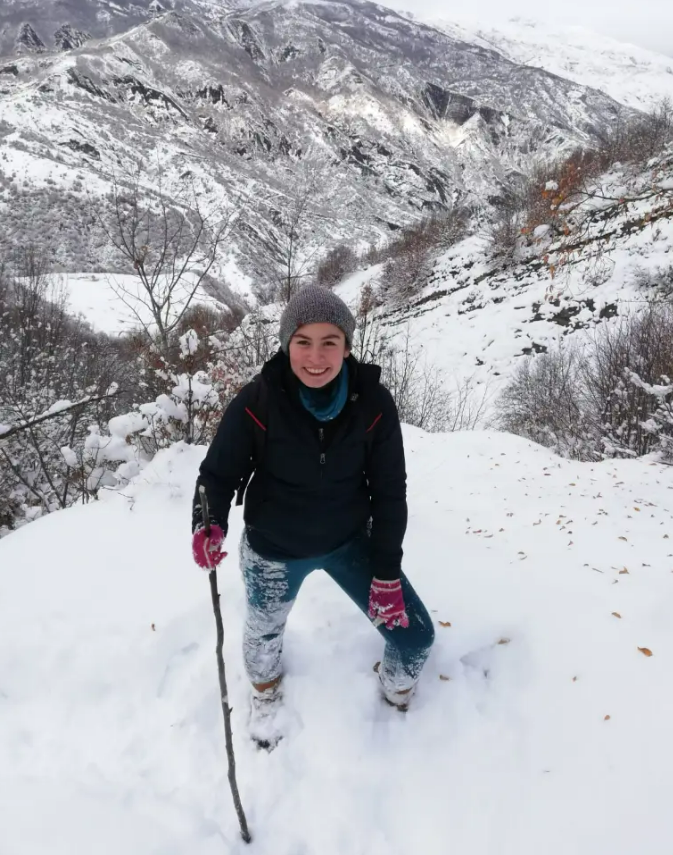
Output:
[324, 438, 366, 483]
[265, 433, 320, 487]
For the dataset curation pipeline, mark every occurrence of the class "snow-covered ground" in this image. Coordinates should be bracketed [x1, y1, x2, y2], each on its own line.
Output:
[431, 16, 673, 112]
[2, 429, 673, 854]
[59, 272, 236, 336]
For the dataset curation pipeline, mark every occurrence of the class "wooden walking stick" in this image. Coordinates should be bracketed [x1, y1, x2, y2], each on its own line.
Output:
[199, 484, 252, 844]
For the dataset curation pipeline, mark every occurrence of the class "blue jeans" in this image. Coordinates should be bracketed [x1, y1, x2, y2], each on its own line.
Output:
[239, 530, 435, 695]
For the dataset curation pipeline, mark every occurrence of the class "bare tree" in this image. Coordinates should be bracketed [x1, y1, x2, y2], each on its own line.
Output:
[351, 280, 388, 364]
[256, 154, 349, 304]
[94, 162, 237, 357]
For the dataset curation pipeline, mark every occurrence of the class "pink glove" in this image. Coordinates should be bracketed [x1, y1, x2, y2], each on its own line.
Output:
[192, 525, 227, 570]
[368, 578, 409, 630]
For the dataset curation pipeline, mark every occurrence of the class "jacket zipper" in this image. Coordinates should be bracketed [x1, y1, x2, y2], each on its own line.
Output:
[318, 428, 325, 479]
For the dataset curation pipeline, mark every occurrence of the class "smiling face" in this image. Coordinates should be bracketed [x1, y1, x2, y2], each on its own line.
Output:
[288, 322, 350, 388]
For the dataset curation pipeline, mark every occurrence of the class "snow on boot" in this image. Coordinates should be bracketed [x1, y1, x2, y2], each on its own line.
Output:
[374, 661, 415, 712]
[380, 682, 415, 712]
[249, 682, 284, 751]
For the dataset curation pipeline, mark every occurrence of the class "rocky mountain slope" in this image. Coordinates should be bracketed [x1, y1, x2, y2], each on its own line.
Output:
[0, 0, 634, 284]
[431, 16, 673, 113]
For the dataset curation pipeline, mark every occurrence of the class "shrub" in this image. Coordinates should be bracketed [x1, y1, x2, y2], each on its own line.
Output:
[315, 244, 358, 288]
[497, 299, 673, 461]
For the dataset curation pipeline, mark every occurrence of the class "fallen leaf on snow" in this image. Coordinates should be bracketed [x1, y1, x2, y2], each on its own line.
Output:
[638, 647, 653, 657]
[438, 621, 452, 628]
[604, 715, 611, 721]
[439, 675, 451, 682]
[611, 612, 622, 619]
[497, 638, 511, 645]
[619, 568, 629, 574]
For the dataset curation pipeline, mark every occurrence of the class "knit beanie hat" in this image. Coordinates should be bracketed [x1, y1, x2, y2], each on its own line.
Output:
[279, 285, 356, 354]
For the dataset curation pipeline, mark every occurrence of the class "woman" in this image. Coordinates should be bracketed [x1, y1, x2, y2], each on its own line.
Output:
[191, 285, 434, 747]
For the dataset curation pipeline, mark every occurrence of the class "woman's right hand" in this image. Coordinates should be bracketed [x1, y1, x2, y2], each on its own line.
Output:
[192, 525, 227, 570]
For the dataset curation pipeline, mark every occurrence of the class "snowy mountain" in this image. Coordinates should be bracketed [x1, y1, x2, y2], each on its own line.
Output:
[0, 0, 634, 282]
[2, 428, 672, 854]
[431, 16, 673, 113]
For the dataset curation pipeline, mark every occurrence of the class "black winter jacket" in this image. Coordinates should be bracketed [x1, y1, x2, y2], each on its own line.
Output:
[192, 351, 407, 580]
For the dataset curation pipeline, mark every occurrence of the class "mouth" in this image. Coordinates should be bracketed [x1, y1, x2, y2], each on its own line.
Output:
[304, 367, 329, 376]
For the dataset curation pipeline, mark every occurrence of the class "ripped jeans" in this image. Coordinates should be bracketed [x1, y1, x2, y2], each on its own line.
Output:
[239, 529, 435, 696]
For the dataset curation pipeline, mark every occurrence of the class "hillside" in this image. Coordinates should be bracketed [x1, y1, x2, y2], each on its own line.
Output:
[333, 144, 673, 406]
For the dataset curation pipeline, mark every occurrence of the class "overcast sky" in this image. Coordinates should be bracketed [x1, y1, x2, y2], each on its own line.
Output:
[379, 0, 673, 57]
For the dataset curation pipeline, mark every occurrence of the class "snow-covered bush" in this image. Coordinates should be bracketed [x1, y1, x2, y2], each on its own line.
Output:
[314, 244, 358, 289]
[497, 301, 673, 461]
[375, 208, 471, 304]
[0, 255, 129, 533]
[496, 342, 592, 460]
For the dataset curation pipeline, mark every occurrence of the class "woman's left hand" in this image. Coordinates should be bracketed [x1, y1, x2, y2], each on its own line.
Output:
[368, 578, 410, 630]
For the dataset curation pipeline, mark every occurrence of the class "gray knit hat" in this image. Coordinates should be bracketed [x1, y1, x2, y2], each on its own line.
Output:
[279, 285, 356, 354]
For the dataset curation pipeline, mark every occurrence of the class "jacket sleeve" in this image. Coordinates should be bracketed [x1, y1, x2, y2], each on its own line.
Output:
[192, 383, 256, 535]
[365, 386, 408, 580]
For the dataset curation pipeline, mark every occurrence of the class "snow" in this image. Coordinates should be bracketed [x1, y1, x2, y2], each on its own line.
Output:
[2, 431, 673, 853]
[179, 329, 199, 358]
[60, 445, 78, 467]
[334, 264, 383, 308]
[43, 400, 71, 415]
[430, 16, 673, 112]
[62, 273, 225, 336]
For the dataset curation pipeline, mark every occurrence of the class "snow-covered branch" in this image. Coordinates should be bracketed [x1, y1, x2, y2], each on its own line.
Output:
[0, 389, 121, 442]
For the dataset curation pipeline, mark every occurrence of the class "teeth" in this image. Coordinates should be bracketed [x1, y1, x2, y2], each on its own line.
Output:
[306, 368, 327, 374]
